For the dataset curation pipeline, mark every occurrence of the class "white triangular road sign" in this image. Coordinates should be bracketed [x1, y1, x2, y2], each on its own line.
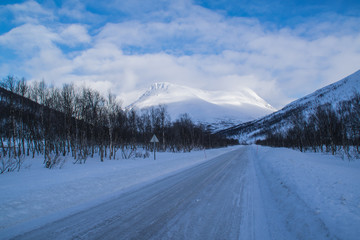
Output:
[150, 134, 159, 143]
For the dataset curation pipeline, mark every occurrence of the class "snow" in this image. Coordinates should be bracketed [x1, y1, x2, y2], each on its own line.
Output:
[285, 69, 360, 111]
[0, 147, 237, 238]
[128, 82, 275, 125]
[251, 145, 360, 240]
[225, 69, 360, 141]
[1, 145, 359, 239]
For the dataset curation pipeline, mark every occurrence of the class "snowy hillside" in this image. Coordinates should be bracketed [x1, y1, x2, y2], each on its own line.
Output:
[219, 69, 360, 141]
[282, 69, 360, 112]
[128, 82, 275, 127]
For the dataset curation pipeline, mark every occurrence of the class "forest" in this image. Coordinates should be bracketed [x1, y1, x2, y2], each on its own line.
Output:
[0, 76, 237, 173]
[256, 93, 360, 158]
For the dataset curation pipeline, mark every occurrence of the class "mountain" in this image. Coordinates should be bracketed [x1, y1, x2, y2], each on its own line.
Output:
[128, 82, 276, 129]
[218, 69, 360, 142]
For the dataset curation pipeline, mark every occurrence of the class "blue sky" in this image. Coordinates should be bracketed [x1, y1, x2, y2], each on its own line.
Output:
[0, 0, 359, 108]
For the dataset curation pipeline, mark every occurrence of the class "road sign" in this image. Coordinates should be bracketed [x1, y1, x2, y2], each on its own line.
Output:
[150, 134, 159, 160]
[150, 134, 159, 143]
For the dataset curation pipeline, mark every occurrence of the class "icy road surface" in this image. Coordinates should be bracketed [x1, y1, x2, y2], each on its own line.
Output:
[9, 146, 343, 240]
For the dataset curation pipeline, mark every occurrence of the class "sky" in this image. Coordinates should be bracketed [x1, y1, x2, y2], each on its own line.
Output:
[0, 0, 359, 108]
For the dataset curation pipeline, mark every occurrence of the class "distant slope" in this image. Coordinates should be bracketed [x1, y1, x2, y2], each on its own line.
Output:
[218, 69, 360, 142]
[128, 82, 276, 127]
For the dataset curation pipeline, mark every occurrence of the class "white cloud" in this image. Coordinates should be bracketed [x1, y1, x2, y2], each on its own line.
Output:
[95, 4, 261, 55]
[0, 23, 59, 56]
[6, 0, 55, 24]
[1, 0, 360, 108]
[0, 23, 75, 87]
[58, 0, 103, 24]
[59, 24, 91, 46]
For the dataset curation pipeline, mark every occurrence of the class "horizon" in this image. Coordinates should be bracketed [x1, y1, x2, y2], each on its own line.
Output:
[1, 0, 360, 108]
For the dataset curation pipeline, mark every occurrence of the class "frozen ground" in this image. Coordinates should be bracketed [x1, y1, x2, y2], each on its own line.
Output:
[1, 145, 359, 239]
[252, 146, 360, 240]
[0, 147, 237, 238]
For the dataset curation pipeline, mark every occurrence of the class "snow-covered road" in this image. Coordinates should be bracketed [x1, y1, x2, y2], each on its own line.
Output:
[12, 148, 249, 239]
[2, 146, 359, 239]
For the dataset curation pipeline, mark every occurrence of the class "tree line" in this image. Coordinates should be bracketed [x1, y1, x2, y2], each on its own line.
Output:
[256, 93, 360, 158]
[0, 76, 237, 172]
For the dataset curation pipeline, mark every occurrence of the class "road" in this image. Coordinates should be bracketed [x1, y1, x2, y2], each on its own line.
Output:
[12, 147, 253, 240]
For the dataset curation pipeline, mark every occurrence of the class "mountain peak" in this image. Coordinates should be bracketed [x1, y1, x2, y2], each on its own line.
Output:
[149, 82, 172, 91]
[128, 82, 275, 127]
[130, 82, 197, 108]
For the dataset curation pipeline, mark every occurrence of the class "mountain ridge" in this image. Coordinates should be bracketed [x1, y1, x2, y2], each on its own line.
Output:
[128, 82, 276, 128]
[218, 69, 360, 142]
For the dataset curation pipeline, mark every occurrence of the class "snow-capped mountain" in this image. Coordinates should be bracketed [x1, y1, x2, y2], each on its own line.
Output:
[219, 69, 360, 142]
[128, 82, 276, 128]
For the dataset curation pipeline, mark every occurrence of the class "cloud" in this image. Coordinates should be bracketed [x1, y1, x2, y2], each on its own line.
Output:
[0, 23, 59, 58]
[5, 0, 55, 24]
[58, 24, 91, 46]
[58, 0, 103, 24]
[91, 10, 360, 107]
[0, 23, 75, 85]
[95, 4, 262, 55]
[1, 0, 360, 109]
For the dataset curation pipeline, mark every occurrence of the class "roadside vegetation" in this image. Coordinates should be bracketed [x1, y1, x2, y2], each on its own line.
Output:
[0, 76, 237, 173]
[257, 93, 360, 159]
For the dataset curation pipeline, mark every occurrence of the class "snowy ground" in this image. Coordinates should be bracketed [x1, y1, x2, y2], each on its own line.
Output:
[252, 146, 360, 240]
[1, 145, 359, 239]
[0, 147, 237, 238]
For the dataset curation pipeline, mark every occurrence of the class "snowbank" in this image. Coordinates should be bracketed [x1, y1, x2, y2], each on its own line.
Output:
[252, 145, 360, 240]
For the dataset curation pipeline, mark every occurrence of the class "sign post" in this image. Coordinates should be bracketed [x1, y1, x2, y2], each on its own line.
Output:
[150, 134, 159, 160]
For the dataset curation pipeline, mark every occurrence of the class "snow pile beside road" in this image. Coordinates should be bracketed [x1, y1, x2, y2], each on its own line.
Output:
[0, 146, 237, 236]
[252, 146, 360, 240]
